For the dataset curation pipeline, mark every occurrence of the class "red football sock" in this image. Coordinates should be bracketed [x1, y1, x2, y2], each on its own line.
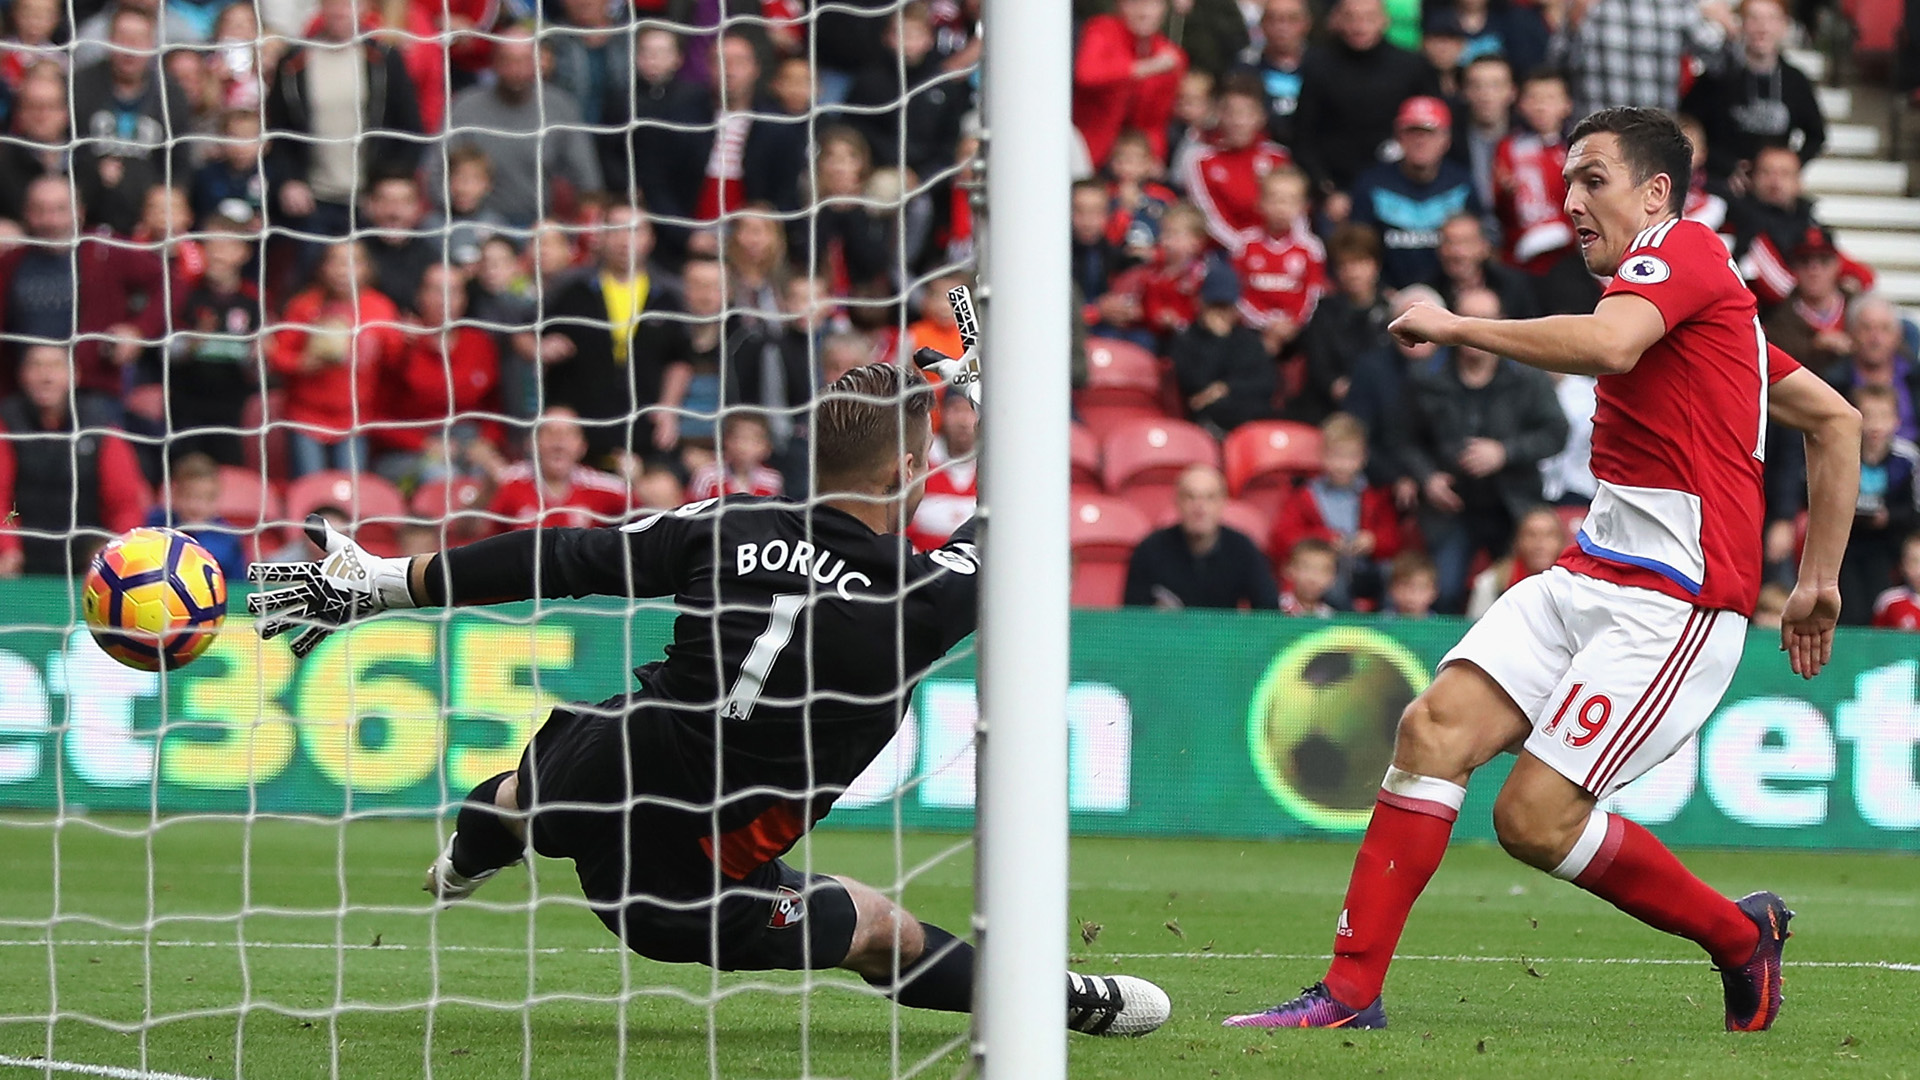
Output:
[1322, 769, 1463, 1009]
[1557, 812, 1759, 968]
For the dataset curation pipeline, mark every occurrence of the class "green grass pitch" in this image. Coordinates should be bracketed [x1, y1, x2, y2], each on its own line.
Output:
[0, 817, 1915, 1079]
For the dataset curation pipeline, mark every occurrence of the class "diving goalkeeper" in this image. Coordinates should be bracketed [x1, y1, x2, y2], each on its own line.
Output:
[248, 358, 1169, 1037]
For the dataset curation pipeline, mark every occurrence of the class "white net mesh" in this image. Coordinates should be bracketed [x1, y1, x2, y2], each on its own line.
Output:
[0, 2, 984, 1076]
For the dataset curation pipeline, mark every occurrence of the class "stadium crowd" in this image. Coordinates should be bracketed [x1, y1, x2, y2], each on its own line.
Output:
[0, 0, 1917, 628]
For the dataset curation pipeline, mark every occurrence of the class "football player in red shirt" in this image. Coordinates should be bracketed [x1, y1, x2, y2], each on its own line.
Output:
[1229, 108, 1862, 1034]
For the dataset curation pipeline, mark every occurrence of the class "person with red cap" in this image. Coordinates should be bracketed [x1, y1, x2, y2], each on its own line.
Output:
[1761, 226, 1856, 376]
[1348, 96, 1484, 289]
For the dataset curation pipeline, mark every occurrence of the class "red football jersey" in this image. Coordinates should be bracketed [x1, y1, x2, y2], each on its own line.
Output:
[487, 463, 634, 533]
[688, 462, 784, 500]
[1184, 141, 1292, 251]
[906, 446, 977, 552]
[1492, 132, 1574, 273]
[1557, 218, 1801, 616]
[1873, 586, 1920, 630]
[1233, 222, 1326, 329]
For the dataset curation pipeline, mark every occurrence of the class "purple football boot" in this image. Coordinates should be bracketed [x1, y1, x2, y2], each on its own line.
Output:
[1222, 982, 1387, 1029]
[1721, 890, 1793, 1032]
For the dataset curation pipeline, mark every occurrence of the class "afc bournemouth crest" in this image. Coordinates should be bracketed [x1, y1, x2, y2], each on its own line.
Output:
[768, 886, 807, 930]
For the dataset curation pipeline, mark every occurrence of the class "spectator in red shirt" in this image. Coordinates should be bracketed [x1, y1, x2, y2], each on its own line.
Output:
[487, 406, 634, 533]
[375, 262, 503, 484]
[1270, 412, 1400, 607]
[906, 389, 978, 551]
[1100, 203, 1211, 350]
[688, 412, 785, 501]
[269, 240, 404, 477]
[1872, 532, 1920, 630]
[1184, 73, 1292, 251]
[0, 176, 166, 399]
[1233, 166, 1326, 355]
[0, 344, 151, 576]
[1491, 67, 1575, 274]
[1073, 0, 1188, 167]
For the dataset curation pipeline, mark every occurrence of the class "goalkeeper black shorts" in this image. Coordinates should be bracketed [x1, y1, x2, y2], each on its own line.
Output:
[514, 693, 859, 972]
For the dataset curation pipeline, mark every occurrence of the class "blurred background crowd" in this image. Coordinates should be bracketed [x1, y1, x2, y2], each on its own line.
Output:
[1, 0, 1918, 631]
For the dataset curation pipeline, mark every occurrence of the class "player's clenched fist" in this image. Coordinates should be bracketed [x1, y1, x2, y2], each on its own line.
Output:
[1389, 301, 1459, 349]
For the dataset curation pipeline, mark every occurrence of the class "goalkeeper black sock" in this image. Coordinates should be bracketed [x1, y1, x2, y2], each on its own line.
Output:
[870, 922, 975, 1013]
[450, 772, 524, 878]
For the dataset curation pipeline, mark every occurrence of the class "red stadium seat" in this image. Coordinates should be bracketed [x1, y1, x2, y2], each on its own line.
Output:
[1070, 494, 1153, 608]
[1223, 420, 1324, 516]
[1070, 422, 1103, 492]
[214, 466, 281, 530]
[409, 476, 492, 542]
[1101, 417, 1220, 490]
[1075, 337, 1172, 440]
[285, 470, 408, 556]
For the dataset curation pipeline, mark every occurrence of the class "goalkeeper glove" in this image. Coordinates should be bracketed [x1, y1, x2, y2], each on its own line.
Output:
[247, 514, 418, 658]
[912, 345, 980, 406]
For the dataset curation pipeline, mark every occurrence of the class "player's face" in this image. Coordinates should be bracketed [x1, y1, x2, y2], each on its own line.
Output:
[1563, 133, 1666, 277]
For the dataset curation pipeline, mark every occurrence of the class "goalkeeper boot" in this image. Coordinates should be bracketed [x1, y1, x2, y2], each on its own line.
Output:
[1720, 890, 1793, 1032]
[1067, 971, 1172, 1037]
[1221, 982, 1387, 1029]
[423, 832, 515, 903]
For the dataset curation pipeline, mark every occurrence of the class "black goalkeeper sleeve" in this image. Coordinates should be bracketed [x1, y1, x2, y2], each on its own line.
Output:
[421, 524, 681, 607]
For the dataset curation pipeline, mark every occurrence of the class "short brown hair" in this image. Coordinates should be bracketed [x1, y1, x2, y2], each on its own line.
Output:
[1289, 537, 1338, 565]
[1327, 223, 1382, 267]
[813, 363, 935, 483]
[1567, 106, 1692, 215]
[1852, 382, 1898, 411]
[1389, 550, 1437, 585]
[447, 144, 492, 176]
[1321, 412, 1366, 447]
[170, 452, 220, 486]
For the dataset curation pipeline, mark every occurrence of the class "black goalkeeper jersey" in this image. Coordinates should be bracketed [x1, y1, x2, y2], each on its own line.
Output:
[440, 495, 979, 874]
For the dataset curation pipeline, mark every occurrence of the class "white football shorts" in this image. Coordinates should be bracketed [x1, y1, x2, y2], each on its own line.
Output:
[1441, 566, 1747, 798]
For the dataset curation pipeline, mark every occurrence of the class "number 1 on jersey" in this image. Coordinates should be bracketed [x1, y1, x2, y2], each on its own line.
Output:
[721, 593, 805, 722]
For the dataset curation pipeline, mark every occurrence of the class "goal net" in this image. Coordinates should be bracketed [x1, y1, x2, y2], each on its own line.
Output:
[0, 1, 1010, 1077]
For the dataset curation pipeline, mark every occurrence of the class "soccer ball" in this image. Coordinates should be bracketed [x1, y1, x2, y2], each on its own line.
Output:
[82, 527, 227, 671]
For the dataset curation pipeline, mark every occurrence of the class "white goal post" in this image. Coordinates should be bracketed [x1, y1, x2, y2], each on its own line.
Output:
[974, 1, 1072, 1078]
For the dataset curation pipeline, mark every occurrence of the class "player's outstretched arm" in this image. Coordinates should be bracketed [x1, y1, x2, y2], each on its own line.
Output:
[1388, 294, 1667, 377]
[1768, 366, 1861, 678]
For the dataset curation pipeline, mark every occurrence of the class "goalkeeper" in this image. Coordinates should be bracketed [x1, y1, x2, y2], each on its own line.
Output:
[250, 355, 1169, 1037]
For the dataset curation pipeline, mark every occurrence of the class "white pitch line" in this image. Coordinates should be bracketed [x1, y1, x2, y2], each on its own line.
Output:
[2, 940, 1917, 972]
[0, 1054, 219, 1080]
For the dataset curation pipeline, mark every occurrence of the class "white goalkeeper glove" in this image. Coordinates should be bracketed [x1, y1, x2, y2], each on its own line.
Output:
[912, 345, 981, 406]
[247, 514, 418, 658]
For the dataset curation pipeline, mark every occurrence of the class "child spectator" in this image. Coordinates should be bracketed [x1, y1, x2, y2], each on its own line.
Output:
[909, 273, 970, 362]
[166, 215, 259, 465]
[1271, 413, 1400, 607]
[907, 390, 978, 551]
[1279, 537, 1338, 617]
[1167, 69, 1216, 184]
[1169, 260, 1274, 433]
[1105, 129, 1177, 264]
[1295, 223, 1390, 422]
[1465, 506, 1569, 619]
[1073, 180, 1128, 313]
[633, 464, 686, 511]
[133, 184, 204, 293]
[688, 413, 785, 500]
[487, 407, 633, 532]
[423, 145, 511, 267]
[1871, 532, 1920, 630]
[0, 0, 64, 91]
[375, 262, 504, 485]
[191, 110, 267, 224]
[1183, 73, 1291, 251]
[1492, 67, 1575, 274]
[1384, 551, 1439, 618]
[1101, 203, 1211, 349]
[1843, 385, 1920, 623]
[145, 452, 247, 580]
[1232, 166, 1326, 355]
[269, 240, 403, 476]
